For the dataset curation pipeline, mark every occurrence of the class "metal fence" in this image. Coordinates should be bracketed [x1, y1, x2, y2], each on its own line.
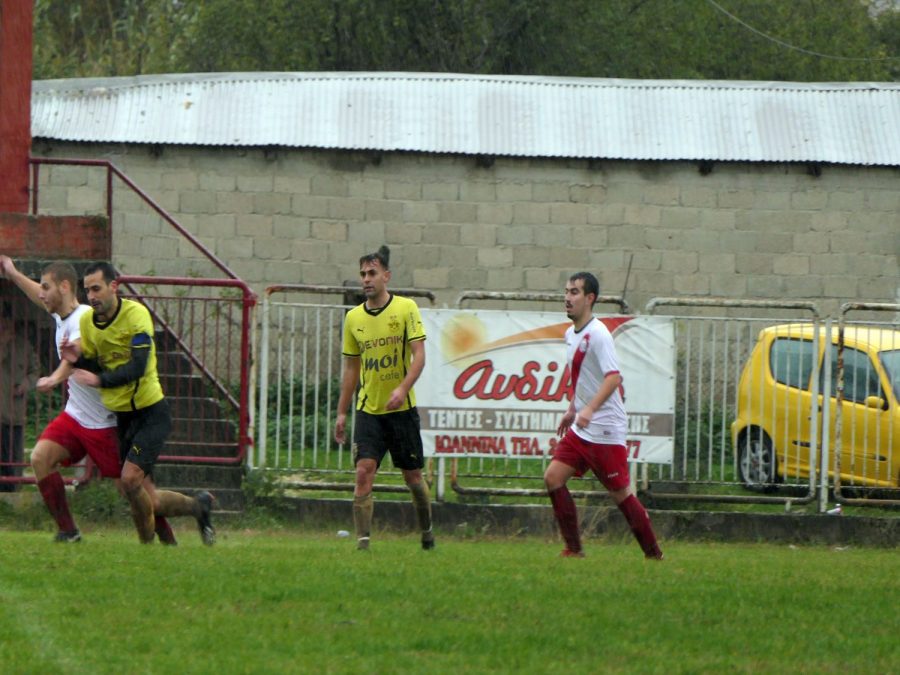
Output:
[254, 290, 899, 511]
[642, 298, 824, 508]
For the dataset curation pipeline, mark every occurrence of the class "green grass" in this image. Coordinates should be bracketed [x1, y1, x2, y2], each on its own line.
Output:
[0, 526, 896, 674]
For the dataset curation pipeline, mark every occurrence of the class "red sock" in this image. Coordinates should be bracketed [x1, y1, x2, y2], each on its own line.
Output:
[154, 515, 177, 545]
[617, 494, 662, 558]
[549, 486, 581, 553]
[37, 472, 77, 533]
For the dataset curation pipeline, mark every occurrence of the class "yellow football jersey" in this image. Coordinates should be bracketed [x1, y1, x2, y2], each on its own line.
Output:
[342, 294, 426, 414]
[79, 298, 164, 412]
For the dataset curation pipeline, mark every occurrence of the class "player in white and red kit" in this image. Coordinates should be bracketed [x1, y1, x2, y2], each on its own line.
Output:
[544, 271, 663, 559]
[0, 256, 179, 544]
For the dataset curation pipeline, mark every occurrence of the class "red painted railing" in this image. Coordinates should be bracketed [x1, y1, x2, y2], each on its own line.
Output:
[23, 156, 256, 466]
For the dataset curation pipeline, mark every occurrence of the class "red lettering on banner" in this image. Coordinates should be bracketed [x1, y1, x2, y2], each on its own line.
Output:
[453, 359, 572, 402]
[510, 436, 543, 456]
[435, 435, 508, 455]
[626, 439, 641, 459]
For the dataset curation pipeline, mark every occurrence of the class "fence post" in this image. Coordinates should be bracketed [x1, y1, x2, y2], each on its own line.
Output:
[257, 293, 271, 469]
[436, 457, 446, 502]
[818, 319, 833, 513]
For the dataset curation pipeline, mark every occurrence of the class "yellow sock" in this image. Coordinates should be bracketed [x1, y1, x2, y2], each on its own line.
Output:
[409, 482, 432, 533]
[353, 492, 374, 542]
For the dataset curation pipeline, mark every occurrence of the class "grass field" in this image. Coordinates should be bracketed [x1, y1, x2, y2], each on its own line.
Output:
[0, 525, 896, 674]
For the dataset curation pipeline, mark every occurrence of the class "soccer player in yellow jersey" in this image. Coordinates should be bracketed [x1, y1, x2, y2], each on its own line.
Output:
[60, 262, 215, 546]
[334, 245, 434, 550]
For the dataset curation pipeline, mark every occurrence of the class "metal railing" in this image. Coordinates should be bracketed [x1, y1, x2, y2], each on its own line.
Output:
[642, 297, 824, 507]
[28, 156, 238, 280]
[21, 156, 255, 470]
[120, 276, 257, 465]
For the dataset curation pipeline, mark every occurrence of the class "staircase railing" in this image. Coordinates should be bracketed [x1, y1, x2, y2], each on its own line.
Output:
[28, 156, 256, 463]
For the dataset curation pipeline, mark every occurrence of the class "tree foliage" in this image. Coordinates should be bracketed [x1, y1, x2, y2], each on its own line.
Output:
[31, 0, 900, 81]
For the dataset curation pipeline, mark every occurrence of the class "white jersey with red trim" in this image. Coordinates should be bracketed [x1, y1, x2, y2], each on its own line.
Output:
[565, 317, 627, 445]
[53, 305, 117, 429]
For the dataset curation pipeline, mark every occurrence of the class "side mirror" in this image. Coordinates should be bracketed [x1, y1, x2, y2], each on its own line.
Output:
[864, 395, 887, 411]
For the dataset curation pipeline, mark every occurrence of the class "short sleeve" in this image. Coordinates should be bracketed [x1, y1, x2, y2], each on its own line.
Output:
[342, 313, 360, 357]
[593, 326, 620, 377]
[407, 302, 426, 342]
[78, 311, 96, 359]
[134, 303, 155, 337]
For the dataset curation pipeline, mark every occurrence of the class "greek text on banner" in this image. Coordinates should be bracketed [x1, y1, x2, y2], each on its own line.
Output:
[417, 310, 675, 464]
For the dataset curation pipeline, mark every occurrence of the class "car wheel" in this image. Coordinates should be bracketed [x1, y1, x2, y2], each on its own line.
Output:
[738, 428, 778, 491]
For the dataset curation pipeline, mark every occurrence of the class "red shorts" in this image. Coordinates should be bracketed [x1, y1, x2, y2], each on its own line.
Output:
[39, 412, 122, 479]
[552, 430, 630, 491]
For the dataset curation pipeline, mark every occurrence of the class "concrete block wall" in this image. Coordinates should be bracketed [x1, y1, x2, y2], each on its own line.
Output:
[29, 142, 900, 314]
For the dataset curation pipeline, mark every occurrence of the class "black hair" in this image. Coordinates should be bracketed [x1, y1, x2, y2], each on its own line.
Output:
[84, 261, 119, 284]
[359, 245, 391, 270]
[569, 271, 600, 305]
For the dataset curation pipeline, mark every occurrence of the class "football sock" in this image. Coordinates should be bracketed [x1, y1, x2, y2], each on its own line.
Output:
[548, 486, 581, 553]
[353, 492, 374, 543]
[154, 515, 177, 545]
[408, 482, 433, 534]
[37, 472, 77, 533]
[126, 484, 156, 543]
[155, 489, 201, 517]
[617, 494, 662, 558]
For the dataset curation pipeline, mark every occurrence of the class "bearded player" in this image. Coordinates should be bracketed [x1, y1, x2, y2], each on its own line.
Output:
[544, 271, 663, 559]
[334, 245, 434, 551]
[0, 256, 186, 543]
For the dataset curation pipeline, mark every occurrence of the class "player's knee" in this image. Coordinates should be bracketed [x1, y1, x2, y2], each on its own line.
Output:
[609, 486, 631, 505]
[355, 461, 376, 486]
[30, 442, 61, 475]
[120, 472, 143, 495]
[402, 469, 423, 486]
[543, 469, 562, 491]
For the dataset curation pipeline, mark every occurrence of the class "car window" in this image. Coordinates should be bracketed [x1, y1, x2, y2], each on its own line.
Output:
[824, 347, 885, 404]
[769, 338, 815, 390]
[878, 349, 899, 402]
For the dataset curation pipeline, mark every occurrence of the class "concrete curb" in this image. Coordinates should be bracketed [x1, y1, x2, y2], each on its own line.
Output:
[274, 497, 900, 548]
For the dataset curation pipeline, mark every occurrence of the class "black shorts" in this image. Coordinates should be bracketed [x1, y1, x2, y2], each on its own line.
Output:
[115, 398, 171, 475]
[353, 408, 424, 471]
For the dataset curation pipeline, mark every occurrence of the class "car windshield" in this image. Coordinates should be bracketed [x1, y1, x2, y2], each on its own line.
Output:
[879, 349, 900, 402]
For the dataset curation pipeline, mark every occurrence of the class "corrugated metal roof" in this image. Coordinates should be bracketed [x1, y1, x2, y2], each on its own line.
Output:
[31, 71, 900, 166]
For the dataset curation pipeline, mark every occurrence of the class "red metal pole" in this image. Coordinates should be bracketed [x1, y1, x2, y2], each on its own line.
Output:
[0, 0, 34, 213]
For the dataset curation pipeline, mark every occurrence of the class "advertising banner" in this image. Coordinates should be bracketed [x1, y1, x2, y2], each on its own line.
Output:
[418, 310, 675, 464]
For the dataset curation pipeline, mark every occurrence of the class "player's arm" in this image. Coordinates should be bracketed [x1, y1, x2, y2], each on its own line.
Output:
[97, 333, 151, 387]
[334, 355, 361, 444]
[37, 358, 74, 393]
[0, 255, 43, 308]
[386, 338, 425, 411]
[557, 400, 576, 437]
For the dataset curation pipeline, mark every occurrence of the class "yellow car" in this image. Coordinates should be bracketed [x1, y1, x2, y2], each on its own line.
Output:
[731, 323, 900, 489]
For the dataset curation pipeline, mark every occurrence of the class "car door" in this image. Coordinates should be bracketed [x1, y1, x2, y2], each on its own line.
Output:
[766, 335, 817, 481]
[825, 345, 895, 487]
